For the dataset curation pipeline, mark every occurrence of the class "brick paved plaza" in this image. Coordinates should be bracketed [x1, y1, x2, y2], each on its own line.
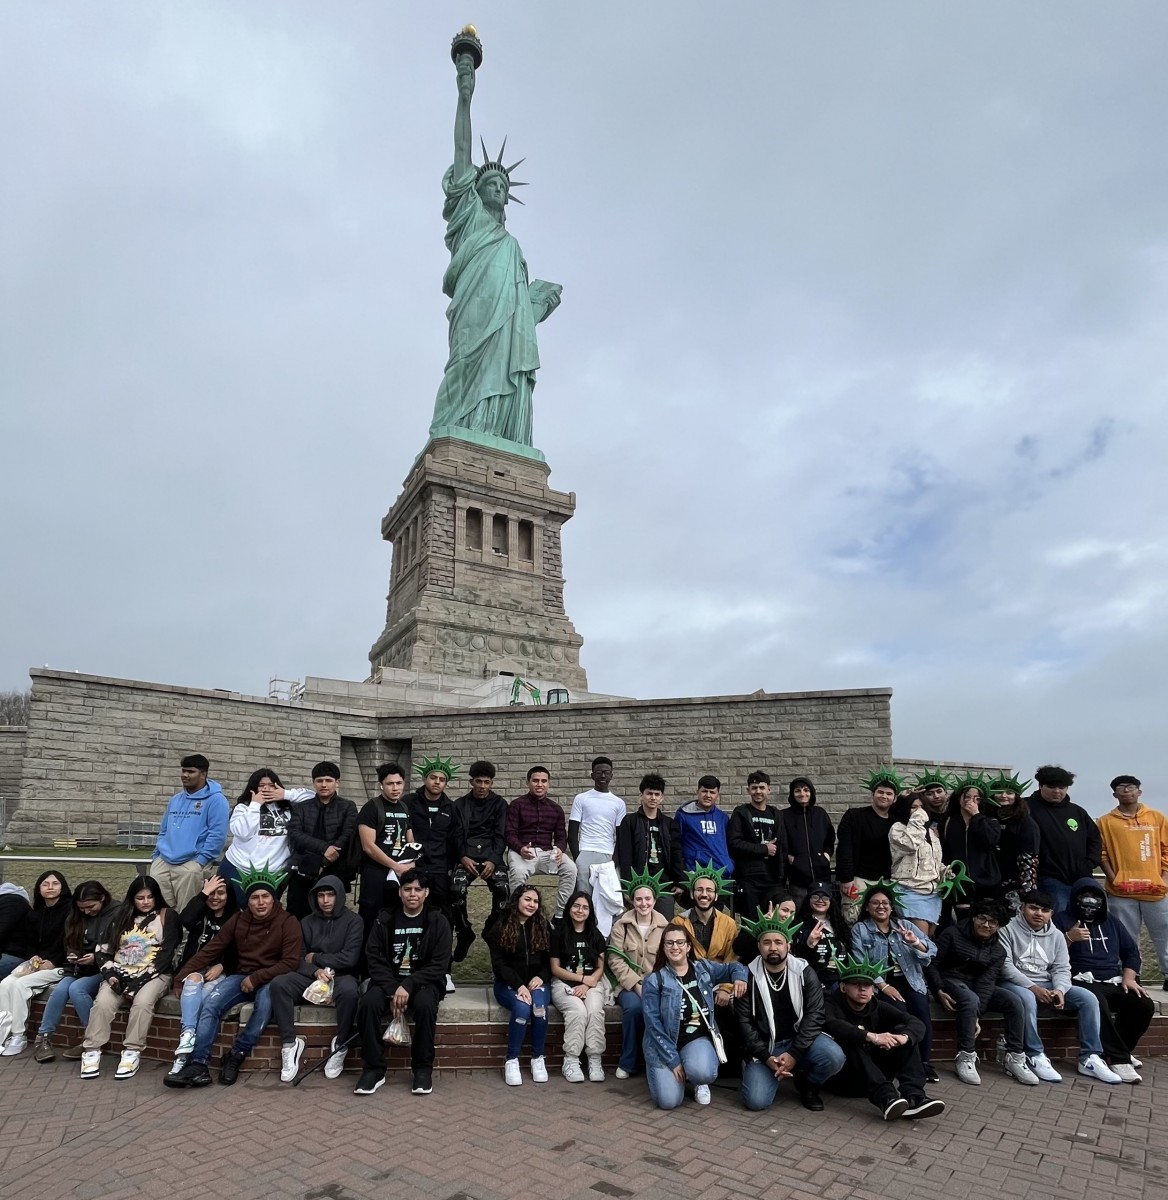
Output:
[0, 1055, 1163, 1200]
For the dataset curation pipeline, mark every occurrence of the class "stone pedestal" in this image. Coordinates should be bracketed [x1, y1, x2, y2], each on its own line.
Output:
[367, 436, 588, 690]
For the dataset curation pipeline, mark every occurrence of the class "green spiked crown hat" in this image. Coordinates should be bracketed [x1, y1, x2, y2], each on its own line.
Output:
[239, 862, 288, 898]
[837, 953, 885, 984]
[622, 864, 671, 902]
[684, 861, 734, 898]
[953, 771, 991, 799]
[912, 767, 954, 790]
[985, 771, 1032, 797]
[861, 765, 904, 794]
[858, 878, 905, 914]
[739, 907, 802, 944]
[414, 755, 459, 781]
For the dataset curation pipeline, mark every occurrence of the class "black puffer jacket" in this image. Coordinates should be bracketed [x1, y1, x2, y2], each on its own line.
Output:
[925, 918, 1006, 1009]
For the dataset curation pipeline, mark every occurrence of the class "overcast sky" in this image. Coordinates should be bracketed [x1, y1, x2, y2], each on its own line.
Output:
[3, 3, 1166, 815]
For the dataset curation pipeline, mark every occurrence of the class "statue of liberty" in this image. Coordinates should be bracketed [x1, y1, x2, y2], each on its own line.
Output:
[428, 30, 561, 451]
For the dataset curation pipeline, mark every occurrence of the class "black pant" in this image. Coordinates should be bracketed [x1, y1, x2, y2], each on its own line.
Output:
[734, 879, 785, 920]
[1077, 980, 1156, 1064]
[829, 1040, 926, 1105]
[269, 969, 359, 1046]
[358, 982, 442, 1071]
[450, 863, 509, 945]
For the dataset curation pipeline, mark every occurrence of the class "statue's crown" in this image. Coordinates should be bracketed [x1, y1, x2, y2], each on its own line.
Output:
[476, 137, 529, 202]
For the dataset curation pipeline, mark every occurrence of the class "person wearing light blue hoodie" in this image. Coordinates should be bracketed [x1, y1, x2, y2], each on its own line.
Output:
[150, 754, 229, 911]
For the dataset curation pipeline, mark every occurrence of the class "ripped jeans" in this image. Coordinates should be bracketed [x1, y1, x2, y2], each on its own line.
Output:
[493, 981, 549, 1060]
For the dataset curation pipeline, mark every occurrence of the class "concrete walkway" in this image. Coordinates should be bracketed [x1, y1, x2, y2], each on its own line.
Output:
[0, 1053, 1163, 1199]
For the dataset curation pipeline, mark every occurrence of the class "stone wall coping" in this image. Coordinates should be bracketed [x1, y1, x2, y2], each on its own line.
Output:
[29, 668, 893, 718]
[0, 727, 27, 735]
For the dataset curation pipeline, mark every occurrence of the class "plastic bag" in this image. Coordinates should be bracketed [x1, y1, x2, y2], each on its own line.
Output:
[302, 976, 335, 1006]
[383, 1015, 412, 1046]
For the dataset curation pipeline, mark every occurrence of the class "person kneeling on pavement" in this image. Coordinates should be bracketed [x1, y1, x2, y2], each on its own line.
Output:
[354, 869, 452, 1097]
[270, 874, 363, 1083]
[823, 955, 945, 1121]
[166, 866, 302, 1088]
[734, 910, 845, 1112]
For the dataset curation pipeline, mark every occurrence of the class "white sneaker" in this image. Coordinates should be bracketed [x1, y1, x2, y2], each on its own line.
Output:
[176, 1028, 196, 1057]
[694, 1084, 712, 1105]
[1028, 1053, 1063, 1082]
[588, 1057, 606, 1082]
[1111, 1061, 1142, 1084]
[280, 1037, 306, 1083]
[504, 1058, 522, 1086]
[1, 1033, 28, 1056]
[561, 1055, 585, 1083]
[445, 974, 456, 994]
[615, 1066, 632, 1080]
[955, 1050, 981, 1085]
[323, 1036, 348, 1080]
[1130, 1055, 1143, 1069]
[1004, 1051, 1039, 1086]
[530, 1055, 548, 1083]
[115, 1049, 140, 1079]
[80, 1049, 101, 1078]
[1078, 1054, 1123, 1084]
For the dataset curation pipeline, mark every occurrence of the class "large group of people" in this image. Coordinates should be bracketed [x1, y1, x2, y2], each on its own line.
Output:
[0, 752, 1162, 1119]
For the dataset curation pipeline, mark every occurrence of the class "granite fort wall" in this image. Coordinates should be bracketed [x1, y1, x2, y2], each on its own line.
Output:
[0, 726, 27, 832]
[9, 670, 894, 842]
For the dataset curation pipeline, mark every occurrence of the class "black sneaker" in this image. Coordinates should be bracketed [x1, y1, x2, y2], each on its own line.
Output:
[795, 1082, 824, 1112]
[411, 1067, 433, 1095]
[164, 1059, 211, 1089]
[902, 1096, 946, 1120]
[882, 1097, 909, 1121]
[923, 1061, 941, 1084]
[451, 928, 476, 964]
[218, 1050, 245, 1086]
[354, 1068, 385, 1095]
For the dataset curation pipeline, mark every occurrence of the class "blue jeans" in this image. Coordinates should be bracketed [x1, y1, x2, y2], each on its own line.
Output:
[616, 989, 644, 1072]
[38, 973, 102, 1035]
[646, 1037, 721, 1110]
[740, 1032, 847, 1110]
[1038, 878, 1073, 917]
[180, 975, 228, 1033]
[999, 982, 1103, 1058]
[190, 974, 273, 1063]
[493, 981, 548, 1060]
[0, 953, 22, 981]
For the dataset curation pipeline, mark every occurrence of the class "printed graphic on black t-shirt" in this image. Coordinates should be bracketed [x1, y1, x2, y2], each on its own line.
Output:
[197, 915, 225, 949]
[259, 804, 292, 838]
[391, 918, 424, 976]
[749, 811, 776, 844]
[646, 817, 662, 867]
[566, 934, 598, 976]
[678, 969, 705, 1043]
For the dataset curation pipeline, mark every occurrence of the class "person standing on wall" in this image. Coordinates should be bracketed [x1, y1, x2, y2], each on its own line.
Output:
[150, 754, 229, 912]
[286, 761, 358, 920]
[569, 756, 627, 905]
[1026, 764, 1100, 915]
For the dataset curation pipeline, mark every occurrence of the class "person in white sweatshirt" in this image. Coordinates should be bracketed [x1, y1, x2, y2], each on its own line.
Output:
[221, 768, 313, 905]
[997, 890, 1121, 1084]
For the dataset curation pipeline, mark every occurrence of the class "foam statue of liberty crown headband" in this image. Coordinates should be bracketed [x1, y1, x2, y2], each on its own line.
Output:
[414, 755, 460, 781]
[984, 771, 1032, 798]
[836, 953, 886, 984]
[621, 864, 671, 901]
[912, 767, 954, 790]
[738, 907, 802, 944]
[683, 861, 734, 898]
[238, 863, 288, 897]
[858, 877, 906, 912]
[861, 765, 905, 793]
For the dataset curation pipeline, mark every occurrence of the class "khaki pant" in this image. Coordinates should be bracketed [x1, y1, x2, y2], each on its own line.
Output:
[506, 849, 577, 918]
[551, 978, 610, 1058]
[84, 975, 172, 1051]
[150, 858, 206, 911]
[842, 877, 876, 927]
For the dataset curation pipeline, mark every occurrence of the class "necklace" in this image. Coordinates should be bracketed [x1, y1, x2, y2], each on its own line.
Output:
[765, 969, 789, 994]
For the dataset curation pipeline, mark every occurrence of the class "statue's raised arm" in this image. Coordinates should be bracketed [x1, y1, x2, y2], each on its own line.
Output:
[427, 29, 560, 455]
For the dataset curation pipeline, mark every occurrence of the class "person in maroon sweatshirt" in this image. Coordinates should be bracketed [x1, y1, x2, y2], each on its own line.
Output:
[165, 868, 301, 1088]
[505, 766, 577, 918]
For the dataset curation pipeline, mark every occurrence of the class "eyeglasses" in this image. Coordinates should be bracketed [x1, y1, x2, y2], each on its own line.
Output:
[663, 940, 689, 949]
[972, 915, 999, 926]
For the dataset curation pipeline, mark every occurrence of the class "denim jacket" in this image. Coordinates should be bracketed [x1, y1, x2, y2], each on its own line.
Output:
[850, 919, 936, 995]
[641, 958, 748, 1070]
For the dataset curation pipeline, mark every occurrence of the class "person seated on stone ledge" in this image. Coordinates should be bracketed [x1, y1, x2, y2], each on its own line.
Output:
[0, 881, 32, 983]
[997, 890, 1121, 1084]
[270, 874, 364, 1083]
[735, 910, 845, 1113]
[505, 766, 577, 920]
[165, 866, 301, 1088]
[0, 870, 71, 1056]
[353, 869, 452, 1097]
[1054, 877, 1156, 1083]
[823, 954, 945, 1121]
[489, 884, 554, 1087]
[286, 761, 358, 920]
[451, 760, 510, 960]
[549, 889, 610, 1083]
[641, 921, 748, 1110]
[80, 875, 179, 1080]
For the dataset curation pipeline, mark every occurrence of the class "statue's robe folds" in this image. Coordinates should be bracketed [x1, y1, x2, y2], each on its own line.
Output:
[429, 164, 548, 446]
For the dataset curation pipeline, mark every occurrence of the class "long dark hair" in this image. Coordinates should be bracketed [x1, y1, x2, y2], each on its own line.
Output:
[795, 887, 847, 942]
[32, 869, 71, 909]
[235, 767, 284, 807]
[64, 880, 113, 956]
[995, 792, 1031, 823]
[552, 890, 600, 958]
[108, 875, 167, 946]
[651, 921, 695, 972]
[494, 885, 550, 954]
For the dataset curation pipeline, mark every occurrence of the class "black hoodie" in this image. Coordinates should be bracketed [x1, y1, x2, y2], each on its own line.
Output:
[1027, 794, 1101, 885]
[298, 874, 364, 976]
[176, 889, 240, 969]
[406, 786, 463, 880]
[24, 871, 72, 964]
[778, 778, 835, 887]
[453, 789, 508, 867]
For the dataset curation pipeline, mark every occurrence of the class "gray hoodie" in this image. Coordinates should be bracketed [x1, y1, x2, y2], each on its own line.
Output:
[299, 874, 364, 976]
[998, 911, 1072, 993]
